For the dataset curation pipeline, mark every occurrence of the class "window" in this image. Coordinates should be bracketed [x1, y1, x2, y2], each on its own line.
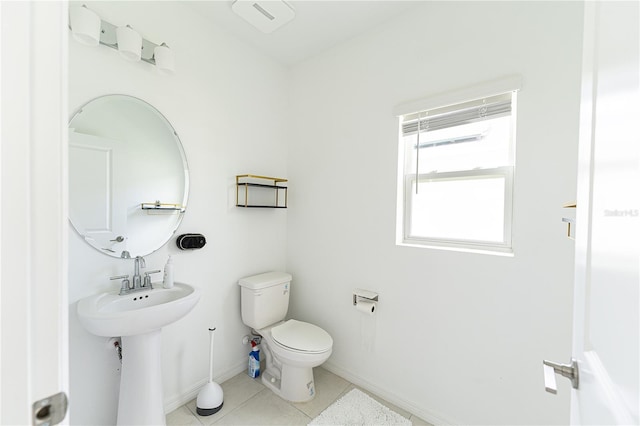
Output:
[397, 91, 517, 253]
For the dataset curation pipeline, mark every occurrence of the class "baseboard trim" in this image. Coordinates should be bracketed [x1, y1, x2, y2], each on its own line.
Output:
[163, 361, 246, 414]
[164, 359, 458, 424]
[322, 361, 457, 426]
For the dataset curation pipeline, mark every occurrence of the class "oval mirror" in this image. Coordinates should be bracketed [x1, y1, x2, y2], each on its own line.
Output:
[69, 95, 189, 258]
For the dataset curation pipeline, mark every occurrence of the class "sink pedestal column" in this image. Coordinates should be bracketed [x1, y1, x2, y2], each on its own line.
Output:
[117, 330, 165, 425]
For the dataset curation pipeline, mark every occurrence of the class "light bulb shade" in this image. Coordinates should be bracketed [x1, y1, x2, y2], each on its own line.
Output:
[69, 6, 101, 46]
[154, 44, 175, 75]
[116, 26, 142, 62]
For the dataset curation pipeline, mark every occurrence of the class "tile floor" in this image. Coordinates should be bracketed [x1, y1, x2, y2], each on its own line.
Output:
[166, 367, 431, 425]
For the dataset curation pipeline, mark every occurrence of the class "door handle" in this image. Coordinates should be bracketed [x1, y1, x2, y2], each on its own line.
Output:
[543, 358, 579, 394]
[33, 391, 68, 425]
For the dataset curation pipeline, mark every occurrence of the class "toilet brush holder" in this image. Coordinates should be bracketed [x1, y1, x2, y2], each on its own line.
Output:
[196, 327, 224, 416]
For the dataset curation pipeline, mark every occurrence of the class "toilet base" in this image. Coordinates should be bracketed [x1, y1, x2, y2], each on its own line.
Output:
[261, 366, 316, 402]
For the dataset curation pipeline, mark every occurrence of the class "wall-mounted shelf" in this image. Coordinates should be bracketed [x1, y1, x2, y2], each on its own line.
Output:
[141, 200, 185, 213]
[236, 175, 288, 208]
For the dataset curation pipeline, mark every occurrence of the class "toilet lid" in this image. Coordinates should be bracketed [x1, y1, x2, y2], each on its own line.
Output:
[271, 319, 333, 353]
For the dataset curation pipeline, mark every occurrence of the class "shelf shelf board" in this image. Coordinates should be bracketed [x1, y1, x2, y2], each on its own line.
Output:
[236, 204, 287, 209]
[236, 174, 288, 183]
[237, 182, 287, 189]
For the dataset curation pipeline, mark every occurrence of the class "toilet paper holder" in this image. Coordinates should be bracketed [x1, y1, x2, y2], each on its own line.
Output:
[353, 288, 379, 305]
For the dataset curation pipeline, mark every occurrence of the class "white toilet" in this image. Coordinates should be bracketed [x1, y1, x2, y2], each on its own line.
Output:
[238, 271, 333, 402]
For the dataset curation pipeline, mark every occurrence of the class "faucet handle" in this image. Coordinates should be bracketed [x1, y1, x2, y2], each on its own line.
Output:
[110, 274, 129, 280]
[110, 275, 131, 294]
[143, 270, 162, 288]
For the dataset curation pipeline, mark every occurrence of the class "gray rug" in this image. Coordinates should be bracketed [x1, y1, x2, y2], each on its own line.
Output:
[309, 389, 412, 426]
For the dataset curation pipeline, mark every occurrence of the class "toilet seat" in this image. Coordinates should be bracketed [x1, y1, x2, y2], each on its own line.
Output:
[271, 319, 333, 354]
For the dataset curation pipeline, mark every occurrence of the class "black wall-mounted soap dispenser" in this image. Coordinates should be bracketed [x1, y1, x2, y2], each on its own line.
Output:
[176, 233, 206, 250]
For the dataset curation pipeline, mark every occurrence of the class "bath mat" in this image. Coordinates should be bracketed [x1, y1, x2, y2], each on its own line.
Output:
[308, 388, 412, 426]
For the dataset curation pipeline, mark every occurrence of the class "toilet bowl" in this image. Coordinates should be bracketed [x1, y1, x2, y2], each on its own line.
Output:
[238, 272, 333, 402]
[257, 319, 332, 402]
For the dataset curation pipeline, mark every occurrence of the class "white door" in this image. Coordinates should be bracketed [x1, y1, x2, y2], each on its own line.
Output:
[69, 131, 128, 254]
[0, 2, 69, 424]
[569, 1, 639, 424]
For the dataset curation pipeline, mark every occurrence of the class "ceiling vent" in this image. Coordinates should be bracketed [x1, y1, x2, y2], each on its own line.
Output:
[231, 0, 295, 34]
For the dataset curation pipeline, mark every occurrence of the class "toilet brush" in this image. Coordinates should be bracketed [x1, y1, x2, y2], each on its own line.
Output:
[196, 327, 224, 416]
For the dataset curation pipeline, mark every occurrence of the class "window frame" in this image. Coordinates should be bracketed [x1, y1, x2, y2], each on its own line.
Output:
[396, 83, 520, 255]
[402, 166, 514, 253]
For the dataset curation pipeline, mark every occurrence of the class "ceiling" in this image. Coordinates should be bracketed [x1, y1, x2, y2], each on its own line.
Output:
[185, 1, 421, 67]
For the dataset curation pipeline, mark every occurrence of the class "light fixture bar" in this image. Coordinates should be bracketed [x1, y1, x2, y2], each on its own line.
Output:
[97, 20, 159, 65]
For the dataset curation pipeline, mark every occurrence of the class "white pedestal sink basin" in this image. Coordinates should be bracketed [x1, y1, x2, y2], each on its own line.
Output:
[77, 283, 200, 425]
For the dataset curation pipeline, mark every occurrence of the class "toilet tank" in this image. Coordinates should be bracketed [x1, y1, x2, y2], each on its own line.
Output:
[238, 271, 291, 330]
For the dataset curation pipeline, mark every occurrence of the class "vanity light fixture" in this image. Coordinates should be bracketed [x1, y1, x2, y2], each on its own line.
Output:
[116, 25, 142, 62]
[69, 5, 101, 46]
[68, 5, 175, 74]
[153, 43, 175, 75]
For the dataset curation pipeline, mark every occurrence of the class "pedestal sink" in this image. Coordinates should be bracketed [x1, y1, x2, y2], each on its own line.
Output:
[77, 283, 200, 425]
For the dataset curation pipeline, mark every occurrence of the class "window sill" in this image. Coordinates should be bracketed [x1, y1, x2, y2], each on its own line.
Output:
[396, 240, 514, 257]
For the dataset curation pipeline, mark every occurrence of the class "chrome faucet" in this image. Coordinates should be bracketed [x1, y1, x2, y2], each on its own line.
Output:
[132, 256, 146, 289]
[111, 255, 160, 295]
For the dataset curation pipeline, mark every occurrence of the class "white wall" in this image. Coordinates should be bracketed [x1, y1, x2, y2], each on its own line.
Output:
[286, 2, 583, 425]
[68, 2, 288, 424]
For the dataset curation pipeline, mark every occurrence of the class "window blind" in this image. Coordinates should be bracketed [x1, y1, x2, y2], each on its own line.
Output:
[402, 92, 513, 136]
